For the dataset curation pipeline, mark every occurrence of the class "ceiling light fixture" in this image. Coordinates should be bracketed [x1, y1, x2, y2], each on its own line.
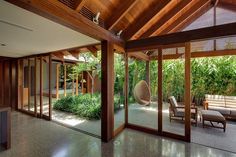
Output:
[93, 12, 100, 25]
[116, 30, 123, 37]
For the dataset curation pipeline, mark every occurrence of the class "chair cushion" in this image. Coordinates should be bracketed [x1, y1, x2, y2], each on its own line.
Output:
[169, 96, 178, 107]
[205, 94, 225, 107]
[202, 110, 225, 122]
[208, 106, 231, 115]
[175, 108, 196, 117]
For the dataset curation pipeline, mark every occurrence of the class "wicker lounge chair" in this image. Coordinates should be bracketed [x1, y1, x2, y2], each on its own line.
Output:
[168, 96, 198, 126]
[133, 80, 151, 105]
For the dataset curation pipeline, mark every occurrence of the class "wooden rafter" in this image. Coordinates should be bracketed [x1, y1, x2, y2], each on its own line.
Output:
[87, 46, 98, 57]
[74, 0, 86, 11]
[106, 0, 138, 30]
[126, 22, 236, 52]
[52, 52, 64, 61]
[128, 52, 149, 61]
[122, 0, 171, 40]
[6, 0, 124, 48]
[171, 2, 213, 33]
[218, 0, 236, 12]
[158, 0, 211, 35]
[140, 0, 192, 39]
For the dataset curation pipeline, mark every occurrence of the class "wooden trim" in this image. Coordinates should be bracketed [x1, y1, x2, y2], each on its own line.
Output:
[158, 48, 163, 133]
[76, 74, 78, 95]
[34, 57, 37, 116]
[6, 0, 124, 47]
[40, 56, 43, 118]
[49, 54, 52, 120]
[56, 64, 59, 99]
[184, 42, 191, 142]
[126, 23, 236, 52]
[64, 64, 67, 97]
[128, 52, 149, 61]
[27, 58, 30, 111]
[101, 40, 114, 142]
[124, 53, 128, 125]
[75, 0, 86, 11]
[145, 61, 150, 88]
[126, 123, 158, 135]
[113, 123, 125, 137]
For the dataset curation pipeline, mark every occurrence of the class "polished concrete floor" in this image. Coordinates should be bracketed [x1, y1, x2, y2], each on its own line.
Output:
[1, 112, 236, 157]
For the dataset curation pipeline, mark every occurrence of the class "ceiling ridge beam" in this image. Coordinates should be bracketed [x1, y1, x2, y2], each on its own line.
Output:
[158, 0, 211, 35]
[126, 22, 236, 52]
[106, 0, 138, 30]
[122, 0, 171, 40]
[140, 0, 192, 39]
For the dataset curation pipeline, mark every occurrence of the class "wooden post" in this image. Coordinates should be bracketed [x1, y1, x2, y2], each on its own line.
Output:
[28, 58, 30, 111]
[81, 72, 84, 94]
[101, 40, 114, 142]
[185, 42, 191, 142]
[56, 64, 59, 100]
[145, 61, 150, 88]
[34, 57, 37, 116]
[49, 55, 52, 120]
[124, 53, 129, 125]
[76, 74, 78, 95]
[40, 56, 43, 118]
[64, 64, 67, 97]
[72, 72, 74, 96]
[158, 48, 163, 133]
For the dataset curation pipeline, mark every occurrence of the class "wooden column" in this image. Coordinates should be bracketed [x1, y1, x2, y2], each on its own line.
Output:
[124, 53, 129, 125]
[49, 54, 52, 120]
[145, 61, 150, 88]
[56, 64, 59, 100]
[158, 48, 163, 133]
[185, 42, 191, 142]
[34, 57, 37, 116]
[72, 73, 74, 96]
[76, 74, 78, 95]
[64, 64, 67, 97]
[39, 57, 43, 118]
[28, 58, 30, 111]
[101, 40, 114, 142]
[81, 72, 84, 94]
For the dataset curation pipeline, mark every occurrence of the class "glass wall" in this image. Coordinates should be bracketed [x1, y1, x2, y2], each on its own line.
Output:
[114, 53, 125, 131]
[128, 57, 158, 130]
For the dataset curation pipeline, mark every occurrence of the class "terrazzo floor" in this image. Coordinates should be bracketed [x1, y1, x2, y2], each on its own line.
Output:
[1, 111, 236, 157]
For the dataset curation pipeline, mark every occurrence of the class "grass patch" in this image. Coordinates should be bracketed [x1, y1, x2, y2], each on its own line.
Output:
[53, 93, 124, 120]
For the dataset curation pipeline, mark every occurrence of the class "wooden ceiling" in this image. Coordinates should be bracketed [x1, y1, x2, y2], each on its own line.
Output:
[57, 0, 236, 41]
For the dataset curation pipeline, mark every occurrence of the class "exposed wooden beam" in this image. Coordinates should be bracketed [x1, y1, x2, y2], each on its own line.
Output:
[218, 1, 236, 12]
[128, 52, 149, 61]
[170, 2, 213, 34]
[52, 52, 64, 61]
[158, 0, 211, 35]
[150, 49, 236, 60]
[122, 0, 171, 40]
[126, 22, 236, 52]
[87, 46, 98, 57]
[106, 0, 138, 30]
[6, 0, 124, 48]
[140, 0, 192, 39]
[74, 0, 86, 11]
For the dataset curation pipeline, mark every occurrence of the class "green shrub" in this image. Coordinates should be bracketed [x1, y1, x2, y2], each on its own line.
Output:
[53, 93, 123, 120]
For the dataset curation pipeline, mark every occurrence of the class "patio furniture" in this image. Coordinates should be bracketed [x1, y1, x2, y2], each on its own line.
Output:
[168, 96, 198, 126]
[201, 110, 226, 132]
[204, 94, 236, 119]
[133, 80, 151, 105]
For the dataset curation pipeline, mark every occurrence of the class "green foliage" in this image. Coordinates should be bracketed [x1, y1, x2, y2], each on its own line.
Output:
[53, 93, 122, 120]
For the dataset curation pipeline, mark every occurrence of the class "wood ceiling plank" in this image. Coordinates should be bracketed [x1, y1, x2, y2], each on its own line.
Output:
[140, 0, 192, 39]
[126, 22, 236, 52]
[106, 0, 138, 30]
[158, 0, 211, 35]
[122, 0, 171, 40]
[170, 2, 213, 33]
[6, 0, 124, 48]
[75, 0, 86, 11]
